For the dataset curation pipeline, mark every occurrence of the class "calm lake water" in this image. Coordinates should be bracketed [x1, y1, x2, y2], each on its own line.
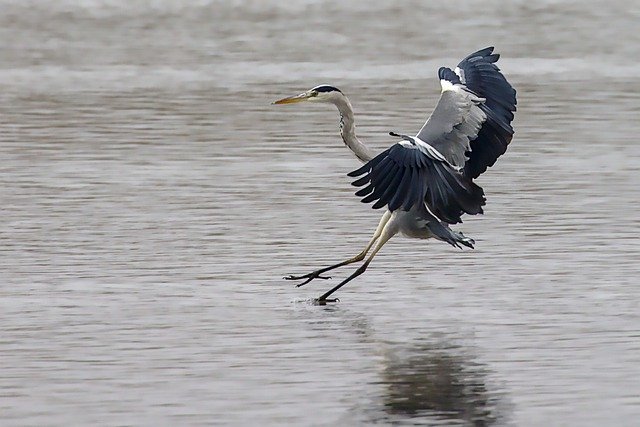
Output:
[1, 1, 639, 425]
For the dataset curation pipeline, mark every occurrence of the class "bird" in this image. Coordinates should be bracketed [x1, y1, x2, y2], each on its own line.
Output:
[272, 47, 517, 304]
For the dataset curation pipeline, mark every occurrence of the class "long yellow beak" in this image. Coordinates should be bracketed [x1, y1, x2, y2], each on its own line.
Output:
[272, 92, 311, 105]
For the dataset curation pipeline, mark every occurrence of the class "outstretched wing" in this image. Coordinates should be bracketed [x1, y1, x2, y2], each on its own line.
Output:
[347, 48, 514, 223]
[348, 141, 485, 224]
[416, 71, 487, 169]
[417, 47, 517, 179]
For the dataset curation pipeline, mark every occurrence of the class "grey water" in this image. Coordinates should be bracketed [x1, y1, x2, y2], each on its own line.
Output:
[1, 1, 639, 425]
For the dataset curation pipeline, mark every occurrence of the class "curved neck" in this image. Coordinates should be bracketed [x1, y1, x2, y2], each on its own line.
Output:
[334, 96, 374, 163]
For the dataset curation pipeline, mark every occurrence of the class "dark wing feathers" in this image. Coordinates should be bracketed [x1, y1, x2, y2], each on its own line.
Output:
[416, 47, 517, 179]
[349, 144, 485, 224]
[347, 152, 386, 177]
[438, 67, 461, 85]
[388, 166, 413, 211]
[455, 47, 517, 178]
[426, 158, 484, 219]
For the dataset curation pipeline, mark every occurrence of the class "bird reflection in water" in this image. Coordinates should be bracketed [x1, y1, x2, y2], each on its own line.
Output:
[376, 344, 507, 426]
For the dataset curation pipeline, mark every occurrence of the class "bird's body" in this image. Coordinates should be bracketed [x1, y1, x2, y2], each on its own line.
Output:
[273, 47, 517, 303]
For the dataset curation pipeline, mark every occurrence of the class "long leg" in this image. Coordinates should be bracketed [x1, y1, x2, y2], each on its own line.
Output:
[317, 217, 397, 303]
[285, 211, 392, 287]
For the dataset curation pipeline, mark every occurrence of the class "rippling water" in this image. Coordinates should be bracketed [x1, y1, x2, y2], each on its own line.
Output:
[1, 1, 639, 425]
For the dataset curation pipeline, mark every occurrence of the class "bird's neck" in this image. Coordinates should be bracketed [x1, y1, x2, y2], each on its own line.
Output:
[334, 97, 374, 163]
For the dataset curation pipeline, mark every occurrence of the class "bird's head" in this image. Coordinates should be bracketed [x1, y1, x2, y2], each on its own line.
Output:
[272, 85, 345, 105]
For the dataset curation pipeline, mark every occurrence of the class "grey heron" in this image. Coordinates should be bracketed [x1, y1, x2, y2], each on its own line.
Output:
[273, 47, 517, 303]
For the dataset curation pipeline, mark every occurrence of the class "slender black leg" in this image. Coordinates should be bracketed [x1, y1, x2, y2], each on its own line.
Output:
[315, 262, 370, 303]
[285, 211, 392, 288]
[316, 222, 396, 303]
[284, 256, 363, 287]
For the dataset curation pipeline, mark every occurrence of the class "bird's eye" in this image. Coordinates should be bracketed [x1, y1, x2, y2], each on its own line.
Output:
[310, 91, 318, 97]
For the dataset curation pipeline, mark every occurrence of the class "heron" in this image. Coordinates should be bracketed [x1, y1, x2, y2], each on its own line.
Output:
[273, 47, 517, 304]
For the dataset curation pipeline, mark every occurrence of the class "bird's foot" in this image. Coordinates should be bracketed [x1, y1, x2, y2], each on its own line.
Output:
[312, 297, 339, 305]
[450, 231, 475, 249]
[284, 271, 332, 287]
